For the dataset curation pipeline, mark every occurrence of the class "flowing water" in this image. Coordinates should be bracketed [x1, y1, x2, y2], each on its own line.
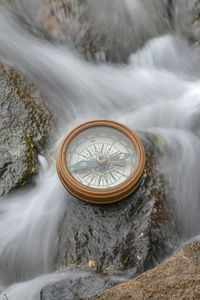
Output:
[1, 0, 200, 299]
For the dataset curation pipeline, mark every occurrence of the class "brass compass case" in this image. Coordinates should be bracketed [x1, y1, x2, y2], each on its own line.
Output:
[56, 120, 145, 204]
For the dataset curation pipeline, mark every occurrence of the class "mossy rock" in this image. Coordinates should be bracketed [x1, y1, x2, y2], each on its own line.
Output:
[0, 62, 54, 195]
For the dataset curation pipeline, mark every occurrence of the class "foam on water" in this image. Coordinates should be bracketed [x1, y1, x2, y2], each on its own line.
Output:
[0, 156, 67, 285]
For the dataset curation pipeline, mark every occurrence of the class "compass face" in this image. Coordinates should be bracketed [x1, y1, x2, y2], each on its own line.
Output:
[66, 127, 136, 189]
[57, 120, 145, 204]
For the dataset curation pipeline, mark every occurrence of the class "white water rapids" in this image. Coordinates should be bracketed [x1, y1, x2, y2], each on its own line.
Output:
[1, 0, 200, 299]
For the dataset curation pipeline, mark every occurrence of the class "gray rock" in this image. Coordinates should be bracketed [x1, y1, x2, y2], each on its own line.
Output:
[173, 0, 200, 44]
[54, 135, 179, 279]
[40, 267, 122, 300]
[0, 62, 54, 195]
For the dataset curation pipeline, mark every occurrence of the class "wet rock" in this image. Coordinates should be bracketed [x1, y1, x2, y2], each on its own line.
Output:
[172, 0, 200, 45]
[0, 62, 53, 195]
[37, 0, 103, 61]
[38, 0, 170, 62]
[95, 242, 200, 300]
[0, 286, 3, 295]
[40, 266, 123, 300]
[54, 135, 179, 279]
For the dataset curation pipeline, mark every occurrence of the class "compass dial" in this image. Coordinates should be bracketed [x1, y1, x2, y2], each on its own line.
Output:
[57, 120, 145, 204]
[66, 127, 136, 189]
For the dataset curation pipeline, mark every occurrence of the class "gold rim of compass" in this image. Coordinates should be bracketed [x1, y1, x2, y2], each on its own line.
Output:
[56, 120, 146, 204]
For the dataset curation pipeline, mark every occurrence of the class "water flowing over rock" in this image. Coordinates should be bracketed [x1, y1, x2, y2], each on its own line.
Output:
[38, 0, 200, 62]
[40, 266, 122, 300]
[0, 62, 54, 195]
[38, 0, 171, 62]
[95, 242, 200, 300]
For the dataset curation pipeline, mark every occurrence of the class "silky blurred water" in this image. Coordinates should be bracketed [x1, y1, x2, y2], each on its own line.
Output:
[0, 0, 200, 299]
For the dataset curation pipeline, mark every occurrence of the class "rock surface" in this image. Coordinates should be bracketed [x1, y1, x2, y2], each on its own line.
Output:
[0, 62, 53, 195]
[40, 266, 123, 300]
[95, 242, 200, 300]
[40, 135, 179, 299]
[172, 0, 200, 45]
[54, 134, 179, 279]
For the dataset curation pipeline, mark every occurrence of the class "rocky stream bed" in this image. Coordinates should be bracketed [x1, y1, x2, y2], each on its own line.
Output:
[1, 0, 200, 300]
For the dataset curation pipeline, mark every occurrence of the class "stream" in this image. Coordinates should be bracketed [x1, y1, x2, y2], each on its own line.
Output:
[0, 0, 200, 299]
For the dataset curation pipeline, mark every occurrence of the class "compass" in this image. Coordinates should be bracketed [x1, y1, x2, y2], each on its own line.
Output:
[56, 120, 145, 204]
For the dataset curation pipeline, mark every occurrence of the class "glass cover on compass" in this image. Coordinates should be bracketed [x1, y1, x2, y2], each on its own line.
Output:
[66, 126, 137, 189]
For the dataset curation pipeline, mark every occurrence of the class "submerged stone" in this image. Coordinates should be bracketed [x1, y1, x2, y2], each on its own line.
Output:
[0, 62, 54, 195]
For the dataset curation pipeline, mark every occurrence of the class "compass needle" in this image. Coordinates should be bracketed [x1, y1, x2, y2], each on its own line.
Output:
[98, 175, 102, 187]
[100, 143, 104, 154]
[86, 147, 93, 157]
[110, 172, 117, 182]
